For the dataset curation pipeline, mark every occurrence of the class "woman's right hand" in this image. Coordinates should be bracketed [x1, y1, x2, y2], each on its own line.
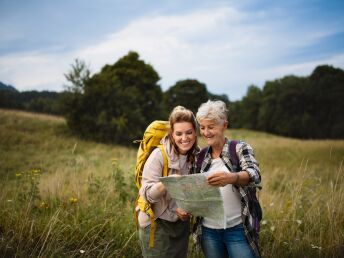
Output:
[176, 207, 190, 221]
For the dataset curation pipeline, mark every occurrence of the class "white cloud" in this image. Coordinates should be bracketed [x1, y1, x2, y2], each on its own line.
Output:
[255, 53, 344, 83]
[0, 5, 343, 100]
[0, 51, 70, 91]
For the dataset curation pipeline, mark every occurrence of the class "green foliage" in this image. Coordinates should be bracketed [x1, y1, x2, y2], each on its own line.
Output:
[61, 51, 163, 144]
[231, 85, 262, 129]
[1, 57, 343, 140]
[64, 58, 91, 94]
[163, 79, 209, 114]
[0, 88, 63, 115]
[231, 65, 344, 139]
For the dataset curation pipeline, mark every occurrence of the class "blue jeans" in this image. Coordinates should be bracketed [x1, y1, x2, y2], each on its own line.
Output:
[201, 224, 256, 258]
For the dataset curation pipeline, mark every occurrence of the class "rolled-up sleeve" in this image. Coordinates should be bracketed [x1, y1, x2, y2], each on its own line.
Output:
[237, 141, 261, 185]
[139, 148, 165, 203]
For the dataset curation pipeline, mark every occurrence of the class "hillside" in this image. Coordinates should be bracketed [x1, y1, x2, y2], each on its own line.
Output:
[0, 109, 343, 257]
[0, 81, 18, 92]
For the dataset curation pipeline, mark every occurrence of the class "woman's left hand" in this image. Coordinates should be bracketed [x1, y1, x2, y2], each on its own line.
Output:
[176, 207, 190, 221]
[206, 171, 230, 187]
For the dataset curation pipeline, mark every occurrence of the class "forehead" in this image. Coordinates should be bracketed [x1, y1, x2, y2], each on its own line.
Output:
[173, 122, 194, 131]
[198, 119, 219, 126]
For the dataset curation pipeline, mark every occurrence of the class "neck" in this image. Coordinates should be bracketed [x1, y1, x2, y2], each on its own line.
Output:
[210, 138, 226, 159]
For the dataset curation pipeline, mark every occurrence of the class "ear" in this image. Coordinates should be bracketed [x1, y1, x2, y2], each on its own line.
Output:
[223, 120, 228, 129]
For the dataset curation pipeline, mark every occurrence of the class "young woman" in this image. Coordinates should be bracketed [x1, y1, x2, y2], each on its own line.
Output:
[196, 100, 261, 258]
[138, 106, 198, 258]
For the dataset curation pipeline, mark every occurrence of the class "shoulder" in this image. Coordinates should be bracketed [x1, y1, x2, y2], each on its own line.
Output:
[145, 147, 163, 167]
[150, 147, 163, 158]
[235, 140, 255, 156]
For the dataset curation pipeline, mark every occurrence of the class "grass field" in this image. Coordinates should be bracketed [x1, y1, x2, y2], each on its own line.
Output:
[0, 109, 343, 257]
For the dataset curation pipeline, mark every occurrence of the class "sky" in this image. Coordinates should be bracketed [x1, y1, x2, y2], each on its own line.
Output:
[0, 0, 343, 100]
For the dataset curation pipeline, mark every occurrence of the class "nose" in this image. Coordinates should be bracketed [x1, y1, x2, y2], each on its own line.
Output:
[182, 134, 188, 141]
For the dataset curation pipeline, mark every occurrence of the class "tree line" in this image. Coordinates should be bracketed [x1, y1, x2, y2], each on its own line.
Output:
[231, 65, 344, 139]
[0, 51, 343, 142]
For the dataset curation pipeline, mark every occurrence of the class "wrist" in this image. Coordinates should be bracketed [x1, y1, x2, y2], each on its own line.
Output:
[234, 173, 239, 185]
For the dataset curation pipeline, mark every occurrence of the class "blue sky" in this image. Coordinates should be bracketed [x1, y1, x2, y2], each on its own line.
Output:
[1, 0, 343, 100]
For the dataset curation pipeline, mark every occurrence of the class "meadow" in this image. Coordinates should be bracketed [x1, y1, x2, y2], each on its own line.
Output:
[0, 109, 343, 257]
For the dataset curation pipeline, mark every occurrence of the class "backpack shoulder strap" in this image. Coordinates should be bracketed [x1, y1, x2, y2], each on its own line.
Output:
[135, 145, 168, 249]
[196, 147, 208, 173]
[229, 140, 239, 170]
[157, 145, 168, 177]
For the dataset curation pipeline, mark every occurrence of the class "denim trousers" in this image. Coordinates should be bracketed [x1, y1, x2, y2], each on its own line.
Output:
[201, 224, 256, 258]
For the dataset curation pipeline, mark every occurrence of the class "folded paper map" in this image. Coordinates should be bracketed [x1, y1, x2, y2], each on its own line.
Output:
[159, 174, 224, 222]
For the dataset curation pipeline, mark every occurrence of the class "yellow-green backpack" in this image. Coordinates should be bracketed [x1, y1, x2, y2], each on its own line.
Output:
[134, 120, 169, 248]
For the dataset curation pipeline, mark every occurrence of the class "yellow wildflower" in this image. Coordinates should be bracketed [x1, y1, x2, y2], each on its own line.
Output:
[69, 197, 78, 204]
[39, 201, 49, 209]
[111, 158, 118, 166]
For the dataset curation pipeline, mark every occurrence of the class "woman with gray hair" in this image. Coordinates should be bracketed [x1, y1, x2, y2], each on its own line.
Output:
[195, 100, 261, 258]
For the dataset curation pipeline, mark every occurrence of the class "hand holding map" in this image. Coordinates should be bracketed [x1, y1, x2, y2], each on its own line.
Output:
[159, 174, 224, 222]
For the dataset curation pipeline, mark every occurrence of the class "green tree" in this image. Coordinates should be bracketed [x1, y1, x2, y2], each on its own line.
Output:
[308, 65, 344, 138]
[163, 79, 209, 114]
[256, 65, 344, 139]
[239, 85, 262, 130]
[64, 59, 91, 93]
[61, 51, 163, 144]
[60, 59, 91, 133]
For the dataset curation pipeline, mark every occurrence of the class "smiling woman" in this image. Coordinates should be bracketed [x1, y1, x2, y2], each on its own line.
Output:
[137, 106, 199, 258]
[195, 100, 262, 258]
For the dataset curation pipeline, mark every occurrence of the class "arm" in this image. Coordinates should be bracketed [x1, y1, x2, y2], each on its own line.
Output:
[206, 170, 250, 186]
[207, 141, 261, 187]
[139, 148, 167, 203]
[237, 141, 261, 186]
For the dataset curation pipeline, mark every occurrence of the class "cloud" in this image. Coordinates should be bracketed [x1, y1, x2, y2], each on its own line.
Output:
[75, 5, 344, 99]
[0, 4, 343, 100]
[0, 51, 71, 91]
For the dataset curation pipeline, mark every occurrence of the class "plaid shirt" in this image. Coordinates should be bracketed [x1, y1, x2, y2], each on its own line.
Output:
[194, 138, 261, 258]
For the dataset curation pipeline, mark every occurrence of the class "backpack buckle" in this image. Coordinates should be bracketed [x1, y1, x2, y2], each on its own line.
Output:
[144, 202, 151, 212]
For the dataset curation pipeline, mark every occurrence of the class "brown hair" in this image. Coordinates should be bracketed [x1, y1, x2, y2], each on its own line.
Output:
[167, 106, 198, 161]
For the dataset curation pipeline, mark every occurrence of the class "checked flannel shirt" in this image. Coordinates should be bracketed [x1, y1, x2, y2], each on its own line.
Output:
[194, 138, 262, 258]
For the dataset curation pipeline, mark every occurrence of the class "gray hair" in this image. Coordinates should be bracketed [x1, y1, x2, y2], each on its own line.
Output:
[196, 100, 228, 124]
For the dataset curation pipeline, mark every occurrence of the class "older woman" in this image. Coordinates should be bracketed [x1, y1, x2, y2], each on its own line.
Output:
[196, 100, 261, 258]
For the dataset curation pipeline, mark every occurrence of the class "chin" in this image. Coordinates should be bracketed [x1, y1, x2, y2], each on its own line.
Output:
[205, 139, 213, 145]
[179, 149, 188, 155]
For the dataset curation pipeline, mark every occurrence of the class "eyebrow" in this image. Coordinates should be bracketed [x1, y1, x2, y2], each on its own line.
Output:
[175, 129, 193, 133]
[200, 124, 215, 127]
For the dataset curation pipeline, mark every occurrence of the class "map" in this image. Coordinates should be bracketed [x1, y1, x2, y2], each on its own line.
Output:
[159, 174, 224, 221]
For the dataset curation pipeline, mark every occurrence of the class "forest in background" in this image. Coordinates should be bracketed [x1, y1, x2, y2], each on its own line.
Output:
[0, 51, 343, 142]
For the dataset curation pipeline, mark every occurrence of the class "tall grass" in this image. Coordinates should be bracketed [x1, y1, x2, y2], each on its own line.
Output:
[0, 109, 343, 257]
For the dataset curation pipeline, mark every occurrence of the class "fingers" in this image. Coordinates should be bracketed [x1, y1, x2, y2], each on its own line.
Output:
[176, 208, 190, 221]
[169, 174, 181, 177]
[206, 171, 228, 186]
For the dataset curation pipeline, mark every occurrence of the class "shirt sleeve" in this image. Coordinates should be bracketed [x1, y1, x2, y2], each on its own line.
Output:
[139, 148, 166, 203]
[236, 141, 261, 185]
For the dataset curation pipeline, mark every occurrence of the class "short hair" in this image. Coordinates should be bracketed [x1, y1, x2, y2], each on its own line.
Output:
[196, 100, 228, 124]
